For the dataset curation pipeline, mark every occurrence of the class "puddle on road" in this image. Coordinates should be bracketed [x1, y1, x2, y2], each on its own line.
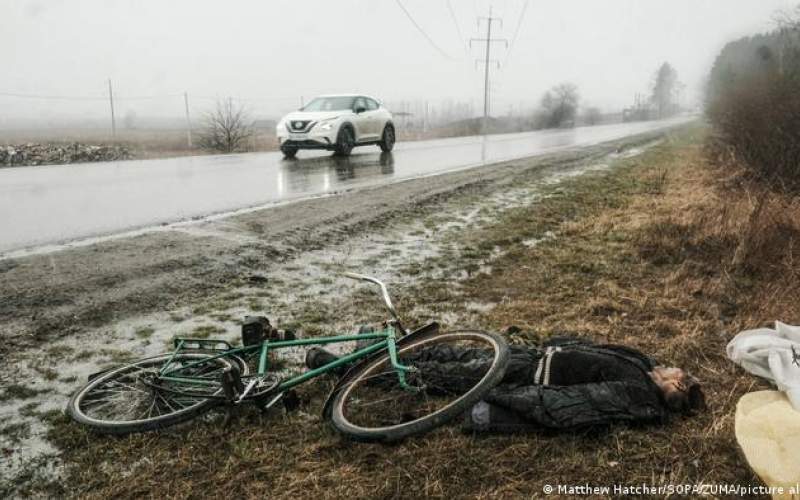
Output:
[0, 142, 658, 485]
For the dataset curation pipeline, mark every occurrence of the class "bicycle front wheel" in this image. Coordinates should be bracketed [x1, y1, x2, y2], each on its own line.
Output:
[329, 330, 508, 442]
[67, 352, 244, 434]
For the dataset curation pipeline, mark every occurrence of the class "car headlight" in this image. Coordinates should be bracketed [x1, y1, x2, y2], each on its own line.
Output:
[319, 121, 336, 131]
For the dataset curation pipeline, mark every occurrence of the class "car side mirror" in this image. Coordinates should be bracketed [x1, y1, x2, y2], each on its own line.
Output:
[354, 106, 366, 114]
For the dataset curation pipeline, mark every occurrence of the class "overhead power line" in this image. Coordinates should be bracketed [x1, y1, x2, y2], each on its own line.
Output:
[0, 90, 297, 103]
[395, 0, 457, 60]
[0, 91, 184, 101]
[115, 93, 184, 101]
[504, 0, 530, 67]
[446, 0, 469, 55]
[0, 91, 106, 101]
[193, 95, 298, 103]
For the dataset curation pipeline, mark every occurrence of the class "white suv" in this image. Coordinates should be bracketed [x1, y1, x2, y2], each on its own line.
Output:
[276, 94, 395, 158]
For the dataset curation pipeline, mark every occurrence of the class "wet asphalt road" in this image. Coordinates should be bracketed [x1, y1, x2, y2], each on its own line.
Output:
[0, 117, 692, 255]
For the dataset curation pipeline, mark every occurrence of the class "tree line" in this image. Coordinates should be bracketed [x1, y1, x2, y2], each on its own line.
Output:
[706, 6, 800, 191]
[533, 61, 682, 130]
[196, 61, 688, 153]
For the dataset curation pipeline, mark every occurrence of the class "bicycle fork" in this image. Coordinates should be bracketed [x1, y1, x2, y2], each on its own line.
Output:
[386, 328, 422, 393]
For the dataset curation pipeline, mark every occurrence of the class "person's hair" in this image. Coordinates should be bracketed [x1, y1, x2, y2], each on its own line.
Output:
[663, 375, 706, 414]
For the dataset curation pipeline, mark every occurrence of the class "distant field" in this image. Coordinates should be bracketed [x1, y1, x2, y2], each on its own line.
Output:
[0, 125, 469, 160]
[0, 128, 279, 159]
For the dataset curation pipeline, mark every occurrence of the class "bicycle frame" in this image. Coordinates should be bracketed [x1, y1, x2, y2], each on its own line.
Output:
[157, 323, 417, 399]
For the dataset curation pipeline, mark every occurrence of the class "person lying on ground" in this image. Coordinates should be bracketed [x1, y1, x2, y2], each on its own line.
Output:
[306, 335, 706, 432]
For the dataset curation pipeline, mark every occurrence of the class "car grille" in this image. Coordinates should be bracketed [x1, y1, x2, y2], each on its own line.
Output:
[289, 120, 312, 131]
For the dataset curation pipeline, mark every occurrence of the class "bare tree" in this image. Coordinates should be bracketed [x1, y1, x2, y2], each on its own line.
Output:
[773, 6, 800, 77]
[651, 62, 679, 119]
[540, 83, 580, 128]
[775, 5, 800, 31]
[198, 98, 253, 153]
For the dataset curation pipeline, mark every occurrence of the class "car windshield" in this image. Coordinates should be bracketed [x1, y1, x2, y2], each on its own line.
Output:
[302, 96, 356, 112]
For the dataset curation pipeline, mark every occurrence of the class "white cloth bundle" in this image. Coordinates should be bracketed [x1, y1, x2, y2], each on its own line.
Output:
[727, 321, 800, 410]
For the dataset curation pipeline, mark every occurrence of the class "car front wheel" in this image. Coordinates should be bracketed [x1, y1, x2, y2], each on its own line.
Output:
[379, 124, 395, 152]
[280, 145, 298, 159]
[334, 126, 355, 156]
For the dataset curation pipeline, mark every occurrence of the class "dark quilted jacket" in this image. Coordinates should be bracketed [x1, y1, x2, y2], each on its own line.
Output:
[405, 336, 670, 430]
[483, 338, 669, 429]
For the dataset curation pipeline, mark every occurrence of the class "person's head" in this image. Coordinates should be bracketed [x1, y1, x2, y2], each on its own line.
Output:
[649, 366, 706, 414]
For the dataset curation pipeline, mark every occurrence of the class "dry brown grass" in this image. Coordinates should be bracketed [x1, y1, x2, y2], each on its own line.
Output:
[30, 127, 790, 498]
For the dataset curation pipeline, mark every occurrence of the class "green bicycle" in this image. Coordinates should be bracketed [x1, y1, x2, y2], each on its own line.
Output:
[67, 273, 509, 441]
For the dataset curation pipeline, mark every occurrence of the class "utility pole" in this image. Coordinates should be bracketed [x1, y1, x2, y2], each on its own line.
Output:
[183, 91, 193, 148]
[470, 7, 507, 134]
[107, 78, 116, 139]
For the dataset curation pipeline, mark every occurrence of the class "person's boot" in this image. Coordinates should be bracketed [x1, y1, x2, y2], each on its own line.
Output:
[305, 347, 341, 370]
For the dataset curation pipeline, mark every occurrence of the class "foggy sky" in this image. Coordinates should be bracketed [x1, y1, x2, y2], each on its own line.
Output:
[1, 0, 796, 124]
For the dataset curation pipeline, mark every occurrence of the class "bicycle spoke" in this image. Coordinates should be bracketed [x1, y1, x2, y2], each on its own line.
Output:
[74, 353, 235, 427]
[156, 392, 178, 413]
[105, 380, 147, 393]
[336, 335, 501, 432]
[347, 393, 413, 408]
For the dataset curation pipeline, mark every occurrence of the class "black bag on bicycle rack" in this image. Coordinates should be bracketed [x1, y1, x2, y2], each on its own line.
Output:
[242, 315, 297, 346]
[242, 316, 271, 346]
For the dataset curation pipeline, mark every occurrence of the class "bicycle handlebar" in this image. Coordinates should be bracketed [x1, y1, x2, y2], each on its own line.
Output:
[342, 272, 400, 321]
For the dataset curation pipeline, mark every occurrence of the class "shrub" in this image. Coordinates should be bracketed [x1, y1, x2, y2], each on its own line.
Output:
[706, 25, 800, 192]
[197, 98, 253, 153]
[707, 72, 800, 191]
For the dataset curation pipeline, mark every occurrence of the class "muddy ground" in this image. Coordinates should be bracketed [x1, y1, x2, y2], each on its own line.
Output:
[0, 127, 697, 495]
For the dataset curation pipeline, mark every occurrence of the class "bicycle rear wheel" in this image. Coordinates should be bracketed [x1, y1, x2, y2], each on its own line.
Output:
[329, 330, 508, 442]
[67, 352, 245, 434]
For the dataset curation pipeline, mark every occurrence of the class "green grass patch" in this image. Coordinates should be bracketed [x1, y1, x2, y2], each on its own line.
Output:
[45, 345, 75, 358]
[134, 326, 155, 339]
[0, 384, 48, 402]
[0, 421, 31, 444]
[32, 365, 59, 381]
[169, 312, 187, 322]
[191, 325, 227, 338]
